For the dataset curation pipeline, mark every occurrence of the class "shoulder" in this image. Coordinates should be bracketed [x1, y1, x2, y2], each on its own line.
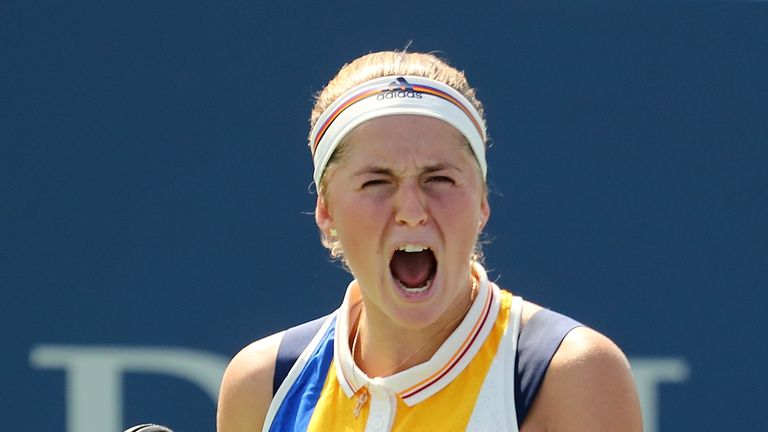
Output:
[522, 322, 643, 432]
[216, 332, 283, 432]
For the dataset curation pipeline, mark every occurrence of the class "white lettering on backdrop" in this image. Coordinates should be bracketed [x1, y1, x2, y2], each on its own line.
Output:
[30, 345, 688, 432]
[30, 345, 227, 432]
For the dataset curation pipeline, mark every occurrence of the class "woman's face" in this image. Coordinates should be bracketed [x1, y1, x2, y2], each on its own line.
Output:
[316, 115, 490, 330]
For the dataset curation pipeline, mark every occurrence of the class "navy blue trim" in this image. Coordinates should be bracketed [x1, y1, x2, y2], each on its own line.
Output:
[269, 316, 336, 432]
[514, 308, 582, 427]
[273, 314, 330, 395]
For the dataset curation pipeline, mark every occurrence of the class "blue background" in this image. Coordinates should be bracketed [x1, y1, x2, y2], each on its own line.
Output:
[2, 1, 767, 431]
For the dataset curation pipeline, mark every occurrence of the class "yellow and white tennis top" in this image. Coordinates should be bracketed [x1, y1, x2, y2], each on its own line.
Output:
[264, 263, 525, 431]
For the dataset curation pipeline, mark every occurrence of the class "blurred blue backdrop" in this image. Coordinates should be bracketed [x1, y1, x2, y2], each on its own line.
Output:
[2, 1, 766, 431]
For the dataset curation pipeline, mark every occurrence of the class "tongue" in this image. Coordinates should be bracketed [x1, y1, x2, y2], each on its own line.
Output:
[390, 250, 436, 288]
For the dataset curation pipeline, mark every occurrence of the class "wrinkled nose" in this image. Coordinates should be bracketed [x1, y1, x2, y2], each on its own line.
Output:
[395, 183, 428, 227]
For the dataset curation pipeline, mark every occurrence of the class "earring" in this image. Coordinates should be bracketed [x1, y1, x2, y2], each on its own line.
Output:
[329, 228, 338, 238]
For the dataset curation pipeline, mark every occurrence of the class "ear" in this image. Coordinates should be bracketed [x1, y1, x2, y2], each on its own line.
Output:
[479, 197, 491, 232]
[315, 195, 334, 236]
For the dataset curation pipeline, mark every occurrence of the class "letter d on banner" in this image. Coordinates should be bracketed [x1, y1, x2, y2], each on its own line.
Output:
[30, 345, 228, 432]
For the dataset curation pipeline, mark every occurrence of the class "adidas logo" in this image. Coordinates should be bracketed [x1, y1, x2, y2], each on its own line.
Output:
[376, 77, 423, 100]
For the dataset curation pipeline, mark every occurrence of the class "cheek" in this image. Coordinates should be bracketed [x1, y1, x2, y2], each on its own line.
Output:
[334, 198, 386, 250]
[433, 192, 484, 248]
[435, 190, 484, 223]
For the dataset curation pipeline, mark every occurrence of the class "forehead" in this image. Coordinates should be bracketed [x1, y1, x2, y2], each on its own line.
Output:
[342, 115, 474, 167]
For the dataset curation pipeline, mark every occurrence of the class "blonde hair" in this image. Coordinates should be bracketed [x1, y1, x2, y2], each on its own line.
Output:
[310, 51, 488, 259]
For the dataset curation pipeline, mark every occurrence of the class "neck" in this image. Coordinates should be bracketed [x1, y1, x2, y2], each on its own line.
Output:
[351, 278, 477, 377]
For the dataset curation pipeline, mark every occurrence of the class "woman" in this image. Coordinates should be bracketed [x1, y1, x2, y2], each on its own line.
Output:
[217, 51, 642, 431]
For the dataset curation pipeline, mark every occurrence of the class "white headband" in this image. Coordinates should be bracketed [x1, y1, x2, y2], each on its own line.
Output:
[309, 75, 487, 186]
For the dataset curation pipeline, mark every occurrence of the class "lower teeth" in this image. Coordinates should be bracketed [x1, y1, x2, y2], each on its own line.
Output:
[398, 278, 431, 293]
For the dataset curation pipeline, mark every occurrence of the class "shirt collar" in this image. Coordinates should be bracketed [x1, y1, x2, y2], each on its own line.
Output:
[333, 262, 502, 406]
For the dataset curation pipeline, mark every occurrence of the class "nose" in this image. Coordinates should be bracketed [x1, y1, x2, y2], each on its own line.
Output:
[395, 182, 428, 227]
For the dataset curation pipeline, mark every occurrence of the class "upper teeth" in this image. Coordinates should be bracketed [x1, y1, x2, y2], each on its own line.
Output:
[398, 244, 429, 253]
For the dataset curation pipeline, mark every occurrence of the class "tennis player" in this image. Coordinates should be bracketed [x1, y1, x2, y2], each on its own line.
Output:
[217, 51, 642, 431]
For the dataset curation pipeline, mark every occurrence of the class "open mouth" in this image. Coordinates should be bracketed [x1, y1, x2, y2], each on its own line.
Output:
[389, 244, 437, 293]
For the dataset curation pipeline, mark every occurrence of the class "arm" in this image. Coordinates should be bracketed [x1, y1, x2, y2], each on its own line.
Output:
[217, 333, 282, 432]
[521, 327, 643, 432]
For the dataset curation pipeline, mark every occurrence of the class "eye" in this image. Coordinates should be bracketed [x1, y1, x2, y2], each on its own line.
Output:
[426, 175, 455, 184]
[361, 178, 390, 188]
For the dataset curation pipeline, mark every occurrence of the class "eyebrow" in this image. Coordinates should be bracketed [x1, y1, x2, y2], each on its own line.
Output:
[351, 163, 462, 177]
